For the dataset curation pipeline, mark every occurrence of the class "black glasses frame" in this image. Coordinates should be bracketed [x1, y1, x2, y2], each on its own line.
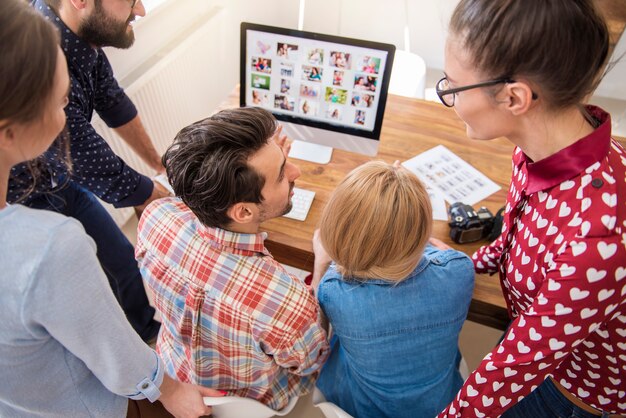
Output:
[436, 76, 515, 107]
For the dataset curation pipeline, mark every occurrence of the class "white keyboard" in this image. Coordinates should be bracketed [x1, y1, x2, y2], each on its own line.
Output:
[283, 187, 315, 221]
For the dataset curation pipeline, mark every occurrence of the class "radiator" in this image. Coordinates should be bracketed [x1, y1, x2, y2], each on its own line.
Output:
[90, 5, 233, 227]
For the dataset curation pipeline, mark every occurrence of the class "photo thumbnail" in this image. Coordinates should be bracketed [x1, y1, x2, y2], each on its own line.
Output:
[277, 42, 299, 60]
[354, 75, 378, 92]
[280, 78, 291, 94]
[252, 90, 270, 106]
[299, 99, 318, 116]
[330, 51, 351, 69]
[325, 87, 348, 105]
[302, 65, 323, 82]
[351, 92, 374, 108]
[354, 109, 366, 125]
[326, 106, 342, 120]
[333, 70, 344, 86]
[280, 62, 294, 77]
[306, 47, 324, 65]
[274, 94, 295, 112]
[251, 74, 271, 90]
[358, 56, 381, 74]
[252, 56, 272, 73]
[255, 40, 271, 55]
[299, 84, 320, 99]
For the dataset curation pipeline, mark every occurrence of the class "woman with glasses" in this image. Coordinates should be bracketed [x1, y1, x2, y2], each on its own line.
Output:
[436, 0, 626, 417]
[0, 1, 221, 417]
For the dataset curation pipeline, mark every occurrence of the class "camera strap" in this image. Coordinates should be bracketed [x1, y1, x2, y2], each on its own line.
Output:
[488, 206, 506, 242]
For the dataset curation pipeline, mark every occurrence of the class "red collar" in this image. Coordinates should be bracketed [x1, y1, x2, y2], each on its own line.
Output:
[522, 106, 612, 194]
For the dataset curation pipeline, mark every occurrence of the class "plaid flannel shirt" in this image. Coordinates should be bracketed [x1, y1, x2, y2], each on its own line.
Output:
[136, 198, 329, 410]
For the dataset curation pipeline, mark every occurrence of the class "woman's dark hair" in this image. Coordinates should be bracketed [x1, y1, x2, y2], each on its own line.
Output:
[164, 107, 277, 228]
[0, 0, 60, 125]
[1, 0, 72, 202]
[450, 0, 610, 110]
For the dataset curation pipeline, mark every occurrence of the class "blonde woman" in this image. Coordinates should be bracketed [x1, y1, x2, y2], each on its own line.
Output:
[312, 161, 475, 418]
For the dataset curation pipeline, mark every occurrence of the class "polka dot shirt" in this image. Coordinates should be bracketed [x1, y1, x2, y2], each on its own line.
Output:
[8, 0, 152, 207]
[439, 106, 626, 417]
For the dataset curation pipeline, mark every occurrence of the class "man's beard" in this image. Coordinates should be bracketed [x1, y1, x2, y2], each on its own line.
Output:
[280, 183, 295, 216]
[258, 183, 295, 223]
[78, 2, 135, 49]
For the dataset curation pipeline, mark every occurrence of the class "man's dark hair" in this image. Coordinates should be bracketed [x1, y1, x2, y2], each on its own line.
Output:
[164, 107, 277, 228]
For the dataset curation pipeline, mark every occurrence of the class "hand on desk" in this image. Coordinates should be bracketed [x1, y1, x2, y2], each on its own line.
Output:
[134, 179, 173, 219]
[429, 237, 452, 250]
[311, 229, 332, 294]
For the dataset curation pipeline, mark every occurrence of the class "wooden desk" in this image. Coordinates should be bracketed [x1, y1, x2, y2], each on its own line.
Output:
[221, 92, 625, 330]
[258, 95, 512, 330]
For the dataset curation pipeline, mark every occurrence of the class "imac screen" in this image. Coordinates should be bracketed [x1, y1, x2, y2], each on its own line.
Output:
[240, 22, 395, 144]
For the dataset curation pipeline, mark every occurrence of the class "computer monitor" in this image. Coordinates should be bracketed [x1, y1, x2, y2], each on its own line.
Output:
[240, 22, 395, 163]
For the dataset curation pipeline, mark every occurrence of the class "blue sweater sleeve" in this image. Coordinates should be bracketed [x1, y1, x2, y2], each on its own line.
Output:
[23, 218, 163, 399]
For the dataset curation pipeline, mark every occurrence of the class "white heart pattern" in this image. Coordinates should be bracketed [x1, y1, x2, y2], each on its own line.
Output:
[462, 144, 626, 416]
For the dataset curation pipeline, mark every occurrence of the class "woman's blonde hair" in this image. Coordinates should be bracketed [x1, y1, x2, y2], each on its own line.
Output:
[319, 161, 432, 282]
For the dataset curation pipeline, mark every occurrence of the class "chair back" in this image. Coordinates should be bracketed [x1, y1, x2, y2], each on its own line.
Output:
[203, 395, 298, 418]
[312, 387, 355, 418]
[389, 50, 426, 99]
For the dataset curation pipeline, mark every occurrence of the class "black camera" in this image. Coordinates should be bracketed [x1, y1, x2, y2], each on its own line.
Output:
[448, 202, 497, 244]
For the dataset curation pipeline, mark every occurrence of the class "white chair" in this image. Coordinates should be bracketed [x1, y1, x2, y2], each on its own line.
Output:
[312, 387, 355, 418]
[459, 355, 470, 381]
[203, 395, 298, 418]
[388, 50, 427, 99]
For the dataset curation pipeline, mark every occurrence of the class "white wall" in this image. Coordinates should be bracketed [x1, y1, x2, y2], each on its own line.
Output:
[103, 0, 219, 85]
[106, 0, 625, 115]
[301, 0, 458, 70]
[596, 33, 626, 101]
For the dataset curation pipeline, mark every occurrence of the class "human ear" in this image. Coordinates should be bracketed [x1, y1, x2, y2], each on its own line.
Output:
[502, 81, 535, 116]
[68, 0, 88, 11]
[227, 202, 256, 225]
[0, 122, 17, 150]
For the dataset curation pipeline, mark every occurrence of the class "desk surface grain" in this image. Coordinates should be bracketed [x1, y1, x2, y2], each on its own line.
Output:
[222, 91, 626, 330]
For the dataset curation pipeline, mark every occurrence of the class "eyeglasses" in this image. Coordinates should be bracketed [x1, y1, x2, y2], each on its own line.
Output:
[128, 0, 138, 8]
[436, 76, 515, 107]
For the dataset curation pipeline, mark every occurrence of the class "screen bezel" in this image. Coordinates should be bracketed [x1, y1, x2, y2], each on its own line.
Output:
[240, 22, 396, 141]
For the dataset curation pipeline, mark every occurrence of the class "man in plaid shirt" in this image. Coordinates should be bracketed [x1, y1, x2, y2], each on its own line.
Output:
[135, 107, 329, 410]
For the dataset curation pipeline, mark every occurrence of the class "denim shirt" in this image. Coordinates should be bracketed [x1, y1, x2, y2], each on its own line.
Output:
[316, 245, 475, 418]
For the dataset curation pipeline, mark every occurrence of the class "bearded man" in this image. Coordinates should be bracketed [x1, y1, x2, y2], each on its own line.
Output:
[8, 0, 169, 342]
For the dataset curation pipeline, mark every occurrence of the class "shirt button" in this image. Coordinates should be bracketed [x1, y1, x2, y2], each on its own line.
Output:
[141, 382, 150, 390]
[591, 178, 604, 188]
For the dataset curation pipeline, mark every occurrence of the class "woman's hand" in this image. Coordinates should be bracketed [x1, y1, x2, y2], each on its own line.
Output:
[311, 229, 332, 293]
[158, 374, 224, 418]
[274, 125, 292, 156]
[429, 237, 452, 250]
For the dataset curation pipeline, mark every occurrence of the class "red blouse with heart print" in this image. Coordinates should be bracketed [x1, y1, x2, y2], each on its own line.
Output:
[439, 106, 626, 418]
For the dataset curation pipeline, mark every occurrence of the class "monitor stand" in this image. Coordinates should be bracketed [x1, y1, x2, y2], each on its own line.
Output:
[288, 140, 333, 164]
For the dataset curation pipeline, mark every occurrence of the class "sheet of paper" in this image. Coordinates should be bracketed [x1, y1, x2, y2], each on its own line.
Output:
[402, 145, 500, 206]
[427, 187, 448, 221]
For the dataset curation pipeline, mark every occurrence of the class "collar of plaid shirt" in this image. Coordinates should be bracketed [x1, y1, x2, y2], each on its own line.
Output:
[197, 222, 272, 257]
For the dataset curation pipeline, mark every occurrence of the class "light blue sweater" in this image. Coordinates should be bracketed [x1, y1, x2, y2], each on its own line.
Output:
[0, 205, 163, 417]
